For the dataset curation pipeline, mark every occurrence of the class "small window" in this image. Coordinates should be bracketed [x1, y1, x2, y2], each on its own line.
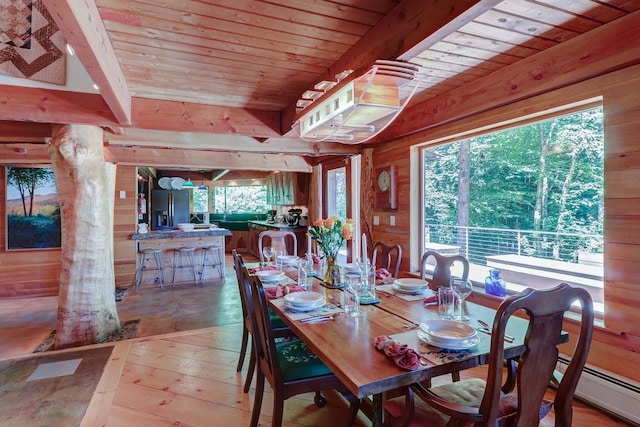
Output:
[192, 187, 208, 213]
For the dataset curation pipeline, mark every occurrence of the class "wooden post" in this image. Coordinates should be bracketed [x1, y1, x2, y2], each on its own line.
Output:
[48, 124, 121, 349]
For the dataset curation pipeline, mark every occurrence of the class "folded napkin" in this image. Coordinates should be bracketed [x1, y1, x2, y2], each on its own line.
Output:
[423, 294, 438, 306]
[312, 254, 322, 265]
[264, 284, 306, 299]
[249, 265, 279, 274]
[376, 268, 391, 279]
[374, 335, 421, 371]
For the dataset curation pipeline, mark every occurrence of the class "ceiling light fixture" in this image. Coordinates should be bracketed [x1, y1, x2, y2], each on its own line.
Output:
[291, 60, 422, 144]
[198, 171, 207, 190]
[182, 172, 195, 188]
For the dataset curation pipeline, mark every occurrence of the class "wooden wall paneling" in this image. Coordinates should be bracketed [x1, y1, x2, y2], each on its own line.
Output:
[360, 148, 374, 250]
[114, 165, 137, 288]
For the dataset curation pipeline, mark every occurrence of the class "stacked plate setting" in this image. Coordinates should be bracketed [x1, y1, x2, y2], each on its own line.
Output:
[417, 320, 480, 350]
[278, 255, 299, 267]
[284, 291, 325, 312]
[392, 278, 429, 294]
[255, 269, 285, 284]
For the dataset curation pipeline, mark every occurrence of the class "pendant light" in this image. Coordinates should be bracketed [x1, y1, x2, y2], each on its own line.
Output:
[182, 171, 195, 188]
[198, 171, 207, 190]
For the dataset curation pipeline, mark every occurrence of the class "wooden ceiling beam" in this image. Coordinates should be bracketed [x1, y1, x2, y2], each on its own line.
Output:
[0, 88, 281, 137]
[42, 0, 132, 125]
[380, 9, 640, 141]
[104, 128, 359, 156]
[0, 121, 51, 142]
[0, 143, 51, 163]
[104, 146, 312, 172]
[131, 98, 282, 138]
[280, 0, 500, 133]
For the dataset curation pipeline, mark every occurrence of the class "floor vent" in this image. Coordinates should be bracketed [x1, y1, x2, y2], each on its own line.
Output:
[556, 357, 640, 425]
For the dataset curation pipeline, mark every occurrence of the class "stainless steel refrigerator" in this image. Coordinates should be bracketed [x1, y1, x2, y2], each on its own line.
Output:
[151, 190, 190, 230]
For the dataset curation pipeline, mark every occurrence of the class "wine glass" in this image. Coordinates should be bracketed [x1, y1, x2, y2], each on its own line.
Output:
[450, 277, 473, 322]
[262, 246, 275, 266]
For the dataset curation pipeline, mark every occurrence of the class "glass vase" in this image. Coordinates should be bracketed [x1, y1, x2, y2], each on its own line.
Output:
[323, 255, 340, 287]
[485, 269, 507, 297]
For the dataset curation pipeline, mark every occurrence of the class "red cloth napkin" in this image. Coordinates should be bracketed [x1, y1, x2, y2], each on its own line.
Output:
[264, 284, 306, 299]
[374, 335, 421, 371]
[423, 294, 438, 306]
[312, 254, 321, 265]
[249, 265, 278, 274]
[376, 268, 391, 279]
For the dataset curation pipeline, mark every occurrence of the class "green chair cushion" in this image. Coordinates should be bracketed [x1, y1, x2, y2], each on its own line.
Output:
[277, 339, 332, 382]
[268, 308, 287, 329]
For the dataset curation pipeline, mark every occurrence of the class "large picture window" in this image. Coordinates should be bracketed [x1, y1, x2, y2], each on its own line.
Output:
[6, 166, 61, 250]
[421, 106, 604, 310]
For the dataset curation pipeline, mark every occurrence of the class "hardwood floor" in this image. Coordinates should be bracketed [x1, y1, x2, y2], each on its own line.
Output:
[0, 255, 632, 426]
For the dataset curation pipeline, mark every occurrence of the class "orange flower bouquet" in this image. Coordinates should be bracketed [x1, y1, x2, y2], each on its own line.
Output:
[308, 216, 354, 286]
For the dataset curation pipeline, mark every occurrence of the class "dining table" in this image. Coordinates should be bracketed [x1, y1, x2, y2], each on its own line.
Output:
[255, 262, 568, 427]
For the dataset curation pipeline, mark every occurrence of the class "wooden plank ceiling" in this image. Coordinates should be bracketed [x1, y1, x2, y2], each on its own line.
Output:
[2, 0, 640, 170]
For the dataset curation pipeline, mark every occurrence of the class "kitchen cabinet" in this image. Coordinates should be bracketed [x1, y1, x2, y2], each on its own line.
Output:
[266, 172, 310, 206]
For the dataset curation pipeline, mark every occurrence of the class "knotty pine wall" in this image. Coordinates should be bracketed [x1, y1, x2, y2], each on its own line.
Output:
[0, 164, 138, 298]
[369, 63, 640, 383]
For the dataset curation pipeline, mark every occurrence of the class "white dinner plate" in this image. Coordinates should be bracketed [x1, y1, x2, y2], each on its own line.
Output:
[343, 263, 360, 273]
[158, 177, 172, 190]
[255, 270, 285, 283]
[171, 177, 185, 189]
[284, 299, 326, 312]
[392, 283, 428, 295]
[284, 291, 324, 307]
[419, 320, 477, 342]
[393, 278, 428, 290]
[417, 330, 480, 350]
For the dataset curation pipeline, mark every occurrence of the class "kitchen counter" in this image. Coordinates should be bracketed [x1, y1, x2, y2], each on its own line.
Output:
[130, 228, 232, 240]
[131, 228, 232, 286]
[247, 220, 306, 231]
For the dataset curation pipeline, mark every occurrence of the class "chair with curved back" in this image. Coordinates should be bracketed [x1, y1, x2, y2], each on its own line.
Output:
[371, 241, 402, 278]
[258, 230, 297, 262]
[420, 250, 469, 290]
[245, 267, 360, 427]
[384, 283, 594, 427]
[232, 249, 293, 393]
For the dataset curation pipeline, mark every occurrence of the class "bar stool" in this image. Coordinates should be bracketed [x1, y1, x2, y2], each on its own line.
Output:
[136, 247, 164, 289]
[201, 244, 224, 284]
[172, 246, 198, 286]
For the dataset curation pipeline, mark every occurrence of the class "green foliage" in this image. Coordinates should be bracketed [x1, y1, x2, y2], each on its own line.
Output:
[213, 185, 268, 213]
[7, 214, 61, 249]
[424, 107, 604, 238]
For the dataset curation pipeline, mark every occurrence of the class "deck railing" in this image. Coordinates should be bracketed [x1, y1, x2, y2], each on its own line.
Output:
[424, 224, 603, 267]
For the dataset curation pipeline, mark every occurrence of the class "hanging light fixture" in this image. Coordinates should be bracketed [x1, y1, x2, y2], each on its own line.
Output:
[182, 171, 195, 188]
[291, 60, 422, 144]
[198, 171, 207, 190]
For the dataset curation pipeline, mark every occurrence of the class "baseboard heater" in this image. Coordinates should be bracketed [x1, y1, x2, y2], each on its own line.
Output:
[556, 357, 640, 425]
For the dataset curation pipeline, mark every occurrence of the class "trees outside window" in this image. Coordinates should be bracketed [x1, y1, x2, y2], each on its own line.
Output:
[422, 106, 603, 289]
[213, 185, 267, 213]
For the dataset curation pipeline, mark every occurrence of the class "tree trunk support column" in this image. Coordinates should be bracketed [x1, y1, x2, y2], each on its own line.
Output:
[48, 124, 121, 349]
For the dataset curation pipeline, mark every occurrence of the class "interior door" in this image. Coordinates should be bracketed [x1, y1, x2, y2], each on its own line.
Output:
[323, 157, 352, 262]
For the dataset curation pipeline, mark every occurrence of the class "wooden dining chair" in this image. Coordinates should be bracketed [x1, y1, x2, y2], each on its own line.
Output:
[384, 283, 594, 427]
[420, 250, 469, 289]
[371, 241, 402, 278]
[258, 230, 297, 261]
[232, 249, 294, 393]
[245, 269, 360, 427]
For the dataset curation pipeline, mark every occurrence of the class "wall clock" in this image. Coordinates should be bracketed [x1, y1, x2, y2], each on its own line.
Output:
[375, 165, 398, 210]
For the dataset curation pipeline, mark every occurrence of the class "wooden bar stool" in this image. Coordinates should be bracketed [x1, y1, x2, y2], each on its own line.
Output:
[136, 247, 164, 289]
[201, 244, 224, 284]
[172, 246, 198, 286]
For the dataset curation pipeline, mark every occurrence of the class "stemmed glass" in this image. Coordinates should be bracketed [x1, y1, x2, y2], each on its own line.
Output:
[262, 246, 275, 266]
[450, 277, 473, 322]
